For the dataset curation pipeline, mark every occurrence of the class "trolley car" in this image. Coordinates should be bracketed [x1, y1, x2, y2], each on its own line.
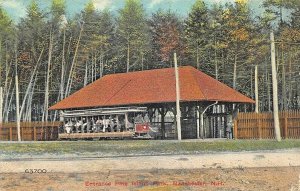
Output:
[58, 107, 159, 140]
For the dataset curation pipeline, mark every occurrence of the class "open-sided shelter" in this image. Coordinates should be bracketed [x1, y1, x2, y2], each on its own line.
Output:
[50, 66, 254, 139]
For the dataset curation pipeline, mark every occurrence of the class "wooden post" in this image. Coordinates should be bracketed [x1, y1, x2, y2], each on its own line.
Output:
[234, 120, 238, 139]
[258, 117, 262, 139]
[200, 102, 218, 139]
[284, 113, 288, 139]
[174, 53, 182, 141]
[9, 127, 12, 141]
[21, 127, 24, 141]
[15, 44, 21, 142]
[51, 126, 54, 140]
[196, 106, 200, 139]
[41, 127, 44, 141]
[270, 31, 281, 141]
[158, 107, 166, 139]
[125, 112, 128, 131]
[34, 127, 36, 141]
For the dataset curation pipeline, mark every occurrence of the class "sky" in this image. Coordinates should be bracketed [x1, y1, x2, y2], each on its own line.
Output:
[0, 0, 264, 23]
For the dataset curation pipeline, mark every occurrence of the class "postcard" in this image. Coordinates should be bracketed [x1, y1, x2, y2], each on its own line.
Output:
[0, 0, 299, 190]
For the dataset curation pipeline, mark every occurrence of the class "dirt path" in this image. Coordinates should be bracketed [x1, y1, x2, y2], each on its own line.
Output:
[1, 150, 300, 173]
[1, 150, 300, 191]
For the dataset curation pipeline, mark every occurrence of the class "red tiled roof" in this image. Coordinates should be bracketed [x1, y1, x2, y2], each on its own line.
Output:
[49, 66, 254, 110]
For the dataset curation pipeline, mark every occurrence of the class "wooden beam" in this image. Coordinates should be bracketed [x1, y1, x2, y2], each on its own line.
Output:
[9, 127, 12, 141]
[34, 127, 36, 141]
[234, 119, 238, 139]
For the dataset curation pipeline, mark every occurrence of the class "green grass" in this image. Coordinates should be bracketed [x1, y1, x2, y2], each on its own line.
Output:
[0, 139, 300, 156]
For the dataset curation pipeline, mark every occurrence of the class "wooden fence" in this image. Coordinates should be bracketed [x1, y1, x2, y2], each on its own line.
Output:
[0, 122, 60, 141]
[234, 111, 300, 139]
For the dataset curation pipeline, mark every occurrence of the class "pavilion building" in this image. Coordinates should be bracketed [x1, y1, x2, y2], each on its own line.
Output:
[50, 66, 254, 139]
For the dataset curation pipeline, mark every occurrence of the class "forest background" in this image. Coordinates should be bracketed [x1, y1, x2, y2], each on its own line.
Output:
[0, 0, 299, 122]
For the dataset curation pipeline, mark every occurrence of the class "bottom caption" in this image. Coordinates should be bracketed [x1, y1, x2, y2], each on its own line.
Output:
[85, 181, 225, 187]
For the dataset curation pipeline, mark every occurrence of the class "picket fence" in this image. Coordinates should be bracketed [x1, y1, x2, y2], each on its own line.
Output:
[0, 122, 60, 141]
[234, 111, 300, 139]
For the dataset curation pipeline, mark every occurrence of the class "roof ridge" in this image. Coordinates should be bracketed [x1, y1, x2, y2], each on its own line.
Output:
[104, 79, 132, 105]
[103, 66, 192, 78]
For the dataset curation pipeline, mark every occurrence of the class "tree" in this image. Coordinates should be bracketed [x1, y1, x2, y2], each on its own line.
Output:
[206, 3, 228, 79]
[222, 1, 254, 94]
[262, 0, 296, 26]
[185, 0, 209, 69]
[117, 0, 149, 72]
[16, 0, 47, 121]
[51, 0, 67, 30]
[149, 10, 185, 68]
[0, 6, 14, 123]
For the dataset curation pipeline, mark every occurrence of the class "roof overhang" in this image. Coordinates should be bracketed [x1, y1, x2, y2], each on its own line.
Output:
[60, 106, 147, 118]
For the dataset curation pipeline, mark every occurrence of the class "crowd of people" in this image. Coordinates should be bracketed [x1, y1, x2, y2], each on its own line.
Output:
[60, 113, 150, 134]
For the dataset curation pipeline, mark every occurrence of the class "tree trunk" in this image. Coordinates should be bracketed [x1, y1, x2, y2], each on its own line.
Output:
[5, 85, 14, 122]
[25, 72, 38, 122]
[15, 47, 21, 141]
[196, 44, 200, 69]
[91, 54, 94, 82]
[281, 43, 287, 110]
[60, 30, 66, 101]
[84, 61, 88, 86]
[288, 49, 292, 108]
[233, 53, 237, 90]
[20, 48, 43, 120]
[214, 40, 218, 80]
[94, 54, 97, 81]
[141, 52, 144, 71]
[127, 39, 130, 73]
[0, 87, 3, 123]
[3, 79, 12, 122]
[65, 25, 84, 97]
[255, 65, 259, 113]
[0, 38, 2, 123]
[42, 33, 53, 122]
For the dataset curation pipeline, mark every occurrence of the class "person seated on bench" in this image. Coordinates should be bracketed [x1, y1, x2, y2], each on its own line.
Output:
[65, 121, 73, 134]
[103, 118, 109, 132]
[95, 118, 102, 132]
[135, 113, 145, 123]
[75, 120, 83, 133]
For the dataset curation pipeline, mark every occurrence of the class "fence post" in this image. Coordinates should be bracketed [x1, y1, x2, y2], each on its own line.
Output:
[34, 127, 36, 141]
[50, 126, 54, 140]
[258, 117, 262, 139]
[9, 127, 12, 141]
[284, 113, 288, 139]
[234, 120, 238, 139]
[21, 127, 24, 141]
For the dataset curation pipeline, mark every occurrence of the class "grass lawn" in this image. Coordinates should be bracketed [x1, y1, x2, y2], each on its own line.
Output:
[0, 139, 300, 156]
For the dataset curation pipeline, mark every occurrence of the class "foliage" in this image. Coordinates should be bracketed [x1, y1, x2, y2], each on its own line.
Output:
[117, 0, 150, 72]
[149, 10, 185, 68]
[185, 0, 209, 69]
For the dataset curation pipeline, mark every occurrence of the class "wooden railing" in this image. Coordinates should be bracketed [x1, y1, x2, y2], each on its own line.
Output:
[0, 122, 60, 141]
[234, 111, 300, 139]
